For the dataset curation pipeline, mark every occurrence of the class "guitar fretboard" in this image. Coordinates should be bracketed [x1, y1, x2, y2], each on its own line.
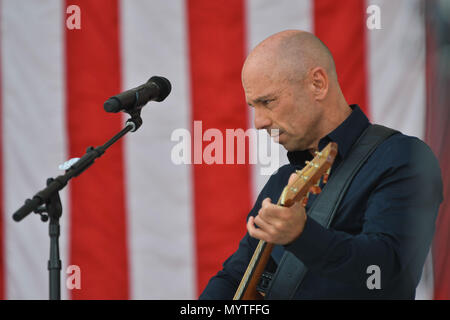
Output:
[233, 239, 267, 300]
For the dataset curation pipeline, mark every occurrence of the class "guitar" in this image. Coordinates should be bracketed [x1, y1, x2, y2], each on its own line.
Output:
[233, 142, 338, 300]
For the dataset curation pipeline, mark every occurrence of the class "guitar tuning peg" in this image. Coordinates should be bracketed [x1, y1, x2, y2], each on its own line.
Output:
[310, 186, 321, 194]
[310, 185, 321, 195]
[302, 192, 310, 207]
[323, 168, 331, 184]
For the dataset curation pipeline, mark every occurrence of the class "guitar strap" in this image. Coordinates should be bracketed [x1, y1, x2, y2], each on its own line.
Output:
[264, 124, 399, 300]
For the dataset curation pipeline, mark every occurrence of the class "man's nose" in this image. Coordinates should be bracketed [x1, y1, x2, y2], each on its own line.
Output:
[253, 107, 271, 130]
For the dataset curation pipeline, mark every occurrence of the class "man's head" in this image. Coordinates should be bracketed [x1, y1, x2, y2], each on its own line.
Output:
[242, 30, 350, 152]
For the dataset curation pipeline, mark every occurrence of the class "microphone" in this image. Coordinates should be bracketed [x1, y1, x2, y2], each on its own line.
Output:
[104, 76, 171, 113]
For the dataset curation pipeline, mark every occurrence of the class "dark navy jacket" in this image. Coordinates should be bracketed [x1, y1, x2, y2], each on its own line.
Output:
[200, 105, 443, 299]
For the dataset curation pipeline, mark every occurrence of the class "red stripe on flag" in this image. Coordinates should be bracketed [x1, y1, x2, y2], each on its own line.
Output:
[65, 0, 129, 299]
[187, 0, 251, 296]
[430, 123, 450, 300]
[313, 0, 369, 117]
[0, 5, 4, 298]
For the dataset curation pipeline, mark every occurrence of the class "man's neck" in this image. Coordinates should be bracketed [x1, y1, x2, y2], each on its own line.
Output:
[308, 103, 352, 153]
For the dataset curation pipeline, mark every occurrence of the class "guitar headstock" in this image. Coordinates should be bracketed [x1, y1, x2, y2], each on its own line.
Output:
[279, 142, 338, 207]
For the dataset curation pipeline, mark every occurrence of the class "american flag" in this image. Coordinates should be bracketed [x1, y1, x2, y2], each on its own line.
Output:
[0, 0, 448, 299]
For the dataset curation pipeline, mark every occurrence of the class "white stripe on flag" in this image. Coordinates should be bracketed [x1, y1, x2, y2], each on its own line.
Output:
[246, 0, 312, 201]
[1, 0, 68, 299]
[120, 0, 195, 299]
[367, 0, 426, 139]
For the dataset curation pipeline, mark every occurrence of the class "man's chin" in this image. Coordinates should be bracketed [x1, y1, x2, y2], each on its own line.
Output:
[282, 144, 296, 152]
[280, 139, 308, 152]
[274, 135, 290, 150]
[278, 140, 295, 152]
[272, 134, 304, 152]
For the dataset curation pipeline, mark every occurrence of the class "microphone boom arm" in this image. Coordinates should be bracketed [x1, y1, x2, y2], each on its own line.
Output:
[12, 114, 139, 222]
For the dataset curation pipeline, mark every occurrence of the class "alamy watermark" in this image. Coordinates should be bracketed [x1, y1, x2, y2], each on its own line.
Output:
[366, 5, 382, 30]
[366, 264, 381, 290]
[66, 264, 81, 290]
[171, 121, 280, 176]
[66, 5, 81, 30]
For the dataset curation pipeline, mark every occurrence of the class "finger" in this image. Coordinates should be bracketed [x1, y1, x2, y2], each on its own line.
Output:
[291, 198, 306, 212]
[261, 197, 281, 217]
[288, 172, 298, 185]
[247, 216, 269, 241]
[261, 197, 272, 208]
[260, 200, 286, 222]
[254, 213, 275, 232]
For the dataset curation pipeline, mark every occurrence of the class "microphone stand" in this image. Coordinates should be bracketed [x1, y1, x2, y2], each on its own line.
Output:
[12, 109, 143, 300]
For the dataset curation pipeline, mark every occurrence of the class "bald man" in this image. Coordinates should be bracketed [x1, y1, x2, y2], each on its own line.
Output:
[200, 30, 442, 299]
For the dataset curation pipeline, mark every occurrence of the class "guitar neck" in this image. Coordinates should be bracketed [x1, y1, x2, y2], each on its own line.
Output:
[233, 239, 274, 300]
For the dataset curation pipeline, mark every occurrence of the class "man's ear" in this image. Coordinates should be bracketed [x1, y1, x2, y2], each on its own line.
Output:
[310, 67, 329, 101]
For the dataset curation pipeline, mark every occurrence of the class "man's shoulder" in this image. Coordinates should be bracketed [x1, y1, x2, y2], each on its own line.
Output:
[369, 130, 442, 184]
[374, 131, 437, 165]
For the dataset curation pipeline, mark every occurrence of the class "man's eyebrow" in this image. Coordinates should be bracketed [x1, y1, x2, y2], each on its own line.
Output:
[248, 94, 275, 105]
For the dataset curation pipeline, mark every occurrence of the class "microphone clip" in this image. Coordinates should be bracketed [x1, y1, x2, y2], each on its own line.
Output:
[125, 106, 143, 132]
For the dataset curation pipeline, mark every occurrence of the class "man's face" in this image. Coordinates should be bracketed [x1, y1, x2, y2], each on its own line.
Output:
[243, 67, 322, 152]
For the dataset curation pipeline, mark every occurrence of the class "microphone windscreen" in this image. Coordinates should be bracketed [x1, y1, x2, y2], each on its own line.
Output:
[149, 76, 172, 102]
[103, 97, 121, 113]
